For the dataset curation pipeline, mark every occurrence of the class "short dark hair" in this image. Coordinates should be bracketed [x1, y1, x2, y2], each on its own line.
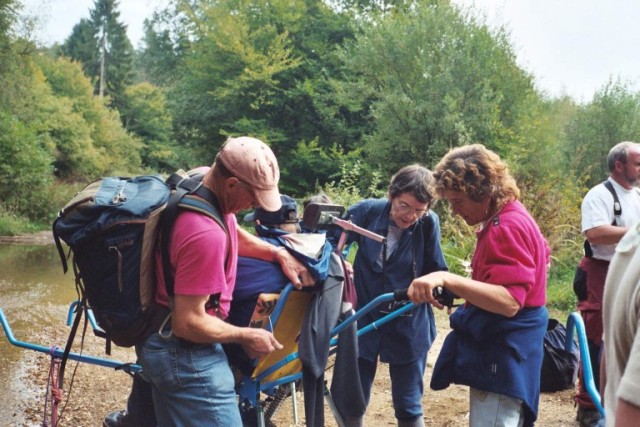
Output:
[388, 164, 436, 205]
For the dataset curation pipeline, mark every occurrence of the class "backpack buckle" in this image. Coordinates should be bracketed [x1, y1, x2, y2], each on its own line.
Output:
[177, 177, 203, 193]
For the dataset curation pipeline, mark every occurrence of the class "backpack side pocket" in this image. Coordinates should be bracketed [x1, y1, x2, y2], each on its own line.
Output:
[572, 265, 588, 301]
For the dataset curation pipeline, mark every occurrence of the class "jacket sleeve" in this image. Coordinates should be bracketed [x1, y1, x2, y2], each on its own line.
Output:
[421, 211, 448, 274]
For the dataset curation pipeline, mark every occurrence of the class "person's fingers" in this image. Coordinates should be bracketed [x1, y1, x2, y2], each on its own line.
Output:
[291, 273, 303, 289]
[299, 269, 314, 287]
[271, 336, 283, 350]
[407, 284, 416, 302]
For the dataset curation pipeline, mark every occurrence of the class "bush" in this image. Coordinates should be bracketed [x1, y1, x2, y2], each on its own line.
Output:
[0, 208, 44, 235]
[320, 160, 384, 208]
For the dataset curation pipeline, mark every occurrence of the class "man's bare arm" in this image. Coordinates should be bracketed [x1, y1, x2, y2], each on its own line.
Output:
[585, 224, 628, 246]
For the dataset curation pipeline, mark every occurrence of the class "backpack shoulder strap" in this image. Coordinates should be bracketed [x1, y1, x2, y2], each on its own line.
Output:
[602, 180, 621, 220]
[161, 173, 230, 311]
[584, 180, 622, 257]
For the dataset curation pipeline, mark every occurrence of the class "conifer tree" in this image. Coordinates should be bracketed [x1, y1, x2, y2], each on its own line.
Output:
[60, 0, 133, 113]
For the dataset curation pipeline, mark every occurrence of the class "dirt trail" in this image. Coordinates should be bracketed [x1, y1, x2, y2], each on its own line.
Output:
[6, 307, 580, 426]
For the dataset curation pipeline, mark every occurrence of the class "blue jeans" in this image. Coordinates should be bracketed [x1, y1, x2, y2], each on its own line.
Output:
[469, 388, 523, 427]
[141, 333, 242, 427]
[358, 355, 426, 420]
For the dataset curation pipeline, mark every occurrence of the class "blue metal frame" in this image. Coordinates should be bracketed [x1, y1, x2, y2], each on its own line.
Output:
[2, 287, 414, 411]
[66, 300, 101, 331]
[565, 312, 604, 417]
[235, 285, 413, 408]
[5, 303, 603, 422]
[0, 308, 140, 372]
[6, 302, 605, 426]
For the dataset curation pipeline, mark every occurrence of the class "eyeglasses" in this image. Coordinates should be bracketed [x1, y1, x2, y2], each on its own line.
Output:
[394, 200, 428, 218]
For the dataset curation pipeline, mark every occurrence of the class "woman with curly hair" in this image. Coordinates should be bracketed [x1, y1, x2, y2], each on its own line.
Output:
[408, 144, 550, 427]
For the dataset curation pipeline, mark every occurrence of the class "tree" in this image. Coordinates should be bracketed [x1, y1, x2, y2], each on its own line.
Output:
[156, 0, 305, 162]
[143, 0, 356, 192]
[329, 0, 536, 176]
[135, 10, 188, 87]
[0, 0, 16, 52]
[34, 54, 142, 178]
[565, 79, 640, 188]
[121, 82, 183, 172]
[60, 0, 134, 113]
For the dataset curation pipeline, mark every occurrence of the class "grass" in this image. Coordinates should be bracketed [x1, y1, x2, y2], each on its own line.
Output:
[0, 210, 48, 235]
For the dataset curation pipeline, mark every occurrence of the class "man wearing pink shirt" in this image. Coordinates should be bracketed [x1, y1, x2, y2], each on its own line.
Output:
[137, 136, 314, 426]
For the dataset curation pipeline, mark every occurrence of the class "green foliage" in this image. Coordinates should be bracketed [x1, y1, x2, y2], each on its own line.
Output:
[0, 208, 44, 235]
[122, 82, 179, 172]
[135, 11, 187, 87]
[59, 18, 97, 74]
[321, 159, 384, 208]
[0, 110, 55, 220]
[0, 0, 16, 53]
[281, 139, 354, 196]
[164, 0, 303, 152]
[546, 264, 578, 313]
[331, 0, 536, 176]
[34, 54, 142, 178]
[146, 0, 358, 191]
[564, 79, 640, 188]
[436, 208, 477, 276]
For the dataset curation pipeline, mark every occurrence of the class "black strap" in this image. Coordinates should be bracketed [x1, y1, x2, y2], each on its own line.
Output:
[161, 173, 229, 316]
[584, 180, 621, 257]
[52, 217, 69, 274]
[59, 263, 89, 389]
[603, 180, 621, 222]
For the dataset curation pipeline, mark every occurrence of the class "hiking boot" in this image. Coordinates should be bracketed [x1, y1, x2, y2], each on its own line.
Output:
[102, 410, 147, 427]
[102, 410, 125, 427]
[576, 406, 601, 427]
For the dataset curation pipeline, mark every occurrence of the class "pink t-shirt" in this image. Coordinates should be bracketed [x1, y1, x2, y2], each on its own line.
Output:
[471, 200, 549, 308]
[155, 210, 238, 319]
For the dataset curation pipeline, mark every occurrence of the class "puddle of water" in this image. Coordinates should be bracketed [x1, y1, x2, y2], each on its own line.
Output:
[0, 243, 80, 425]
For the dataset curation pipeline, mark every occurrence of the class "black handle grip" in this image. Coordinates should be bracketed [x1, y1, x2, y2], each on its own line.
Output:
[433, 286, 444, 299]
[433, 286, 457, 308]
[394, 286, 456, 307]
[394, 288, 409, 301]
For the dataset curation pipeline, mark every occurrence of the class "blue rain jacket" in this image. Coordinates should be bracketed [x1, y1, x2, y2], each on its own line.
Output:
[343, 199, 448, 364]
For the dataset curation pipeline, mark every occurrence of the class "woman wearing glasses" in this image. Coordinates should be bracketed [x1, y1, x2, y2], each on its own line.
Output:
[338, 164, 448, 427]
[407, 145, 550, 427]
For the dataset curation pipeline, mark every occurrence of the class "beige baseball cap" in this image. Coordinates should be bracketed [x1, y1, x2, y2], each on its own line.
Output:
[218, 136, 282, 211]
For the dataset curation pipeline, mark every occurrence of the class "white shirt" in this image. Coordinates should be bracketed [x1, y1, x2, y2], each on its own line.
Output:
[581, 178, 640, 261]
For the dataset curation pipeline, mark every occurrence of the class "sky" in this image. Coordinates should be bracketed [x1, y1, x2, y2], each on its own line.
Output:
[19, 0, 640, 103]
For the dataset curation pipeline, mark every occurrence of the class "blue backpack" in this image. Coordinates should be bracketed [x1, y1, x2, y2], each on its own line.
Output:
[53, 172, 228, 355]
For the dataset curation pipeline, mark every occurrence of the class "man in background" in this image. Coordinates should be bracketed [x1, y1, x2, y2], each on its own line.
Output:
[576, 141, 640, 426]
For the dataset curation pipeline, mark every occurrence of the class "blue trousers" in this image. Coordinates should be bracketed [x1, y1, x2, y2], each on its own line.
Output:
[141, 333, 242, 427]
[358, 355, 426, 420]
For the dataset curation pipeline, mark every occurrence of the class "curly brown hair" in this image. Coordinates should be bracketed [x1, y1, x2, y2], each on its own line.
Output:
[433, 144, 520, 208]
